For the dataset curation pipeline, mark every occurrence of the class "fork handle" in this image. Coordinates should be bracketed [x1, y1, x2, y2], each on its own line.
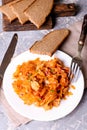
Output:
[0, 74, 2, 87]
[78, 14, 87, 45]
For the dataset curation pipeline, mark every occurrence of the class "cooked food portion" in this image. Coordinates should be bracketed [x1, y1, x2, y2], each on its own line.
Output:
[24, 0, 54, 28]
[30, 29, 70, 56]
[12, 58, 71, 110]
[10, 0, 36, 24]
[0, 0, 20, 22]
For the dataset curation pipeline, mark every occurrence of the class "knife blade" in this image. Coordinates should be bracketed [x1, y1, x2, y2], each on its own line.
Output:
[0, 33, 18, 87]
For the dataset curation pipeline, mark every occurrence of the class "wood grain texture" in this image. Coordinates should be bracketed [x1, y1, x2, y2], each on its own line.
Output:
[3, 15, 53, 31]
[53, 3, 77, 17]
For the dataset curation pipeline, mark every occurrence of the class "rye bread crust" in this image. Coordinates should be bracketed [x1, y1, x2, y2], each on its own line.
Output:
[30, 29, 70, 56]
[10, 0, 36, 24]
[24, 0, 54, 28]
[0, 0, 20, 22]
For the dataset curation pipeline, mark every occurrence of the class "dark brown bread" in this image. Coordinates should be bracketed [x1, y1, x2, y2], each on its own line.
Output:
[10, 0, 36, 24]
[30, 29, 70, 56]
[0, 0, 20, 22]
[24, 0, 54, 28]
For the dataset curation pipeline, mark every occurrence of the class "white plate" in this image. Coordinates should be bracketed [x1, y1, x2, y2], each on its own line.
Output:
[3, 50, 84, 121]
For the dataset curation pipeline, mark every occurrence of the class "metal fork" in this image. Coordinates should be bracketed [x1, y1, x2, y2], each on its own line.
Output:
[69, 14, 87, 81]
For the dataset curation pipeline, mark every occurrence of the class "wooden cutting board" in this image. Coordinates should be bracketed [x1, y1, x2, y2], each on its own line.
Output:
[2, 0, 77, 31]
[2, 0, 53, 31]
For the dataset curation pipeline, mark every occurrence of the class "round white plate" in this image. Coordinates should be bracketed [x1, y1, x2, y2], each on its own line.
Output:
[3, 50, 84, 121]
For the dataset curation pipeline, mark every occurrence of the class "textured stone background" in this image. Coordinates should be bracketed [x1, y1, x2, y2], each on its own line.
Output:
[0, 0, 87, 130]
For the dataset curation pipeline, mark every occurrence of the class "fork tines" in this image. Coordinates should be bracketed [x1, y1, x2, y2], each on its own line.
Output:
[69, 57, 82, 82]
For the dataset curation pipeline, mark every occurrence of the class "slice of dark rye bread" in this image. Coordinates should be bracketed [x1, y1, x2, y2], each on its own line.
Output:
[10, 0, 36, 24]
[24, 0, 54, 28]
[0, 0, 21, 22]
[30, 29, 70, 56]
